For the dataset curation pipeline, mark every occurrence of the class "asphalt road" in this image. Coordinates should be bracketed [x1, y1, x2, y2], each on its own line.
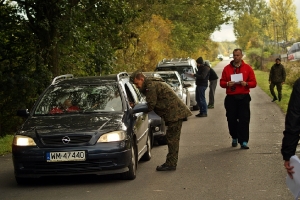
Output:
[0, 60, 293, 199]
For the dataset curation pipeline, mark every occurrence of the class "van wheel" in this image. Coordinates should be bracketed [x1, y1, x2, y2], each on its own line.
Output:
[121, 143, 137, 180]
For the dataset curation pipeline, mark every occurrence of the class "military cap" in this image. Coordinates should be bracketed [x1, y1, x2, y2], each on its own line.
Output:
[129, 70, 143, 83]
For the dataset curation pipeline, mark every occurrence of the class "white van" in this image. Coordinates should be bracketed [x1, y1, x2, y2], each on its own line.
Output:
[287, 42, 300, 61]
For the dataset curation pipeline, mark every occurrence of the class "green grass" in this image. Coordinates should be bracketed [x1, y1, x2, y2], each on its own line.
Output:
[0, 69, 293, 156]
[0, 135, 14, 156]
[254, 70, 292, 113]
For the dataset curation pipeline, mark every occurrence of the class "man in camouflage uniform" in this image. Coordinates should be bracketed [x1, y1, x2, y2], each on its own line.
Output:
[130, 70, 192, 171]
[269, 58, 286, 102]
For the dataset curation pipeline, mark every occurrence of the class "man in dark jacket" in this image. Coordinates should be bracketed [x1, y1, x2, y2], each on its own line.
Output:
[192, 57, 210, 117]
[205, 60, 219, 109]
[269, 58, 286, 102]
[130, 71, 192, 171]
[281, 78, 300, 178]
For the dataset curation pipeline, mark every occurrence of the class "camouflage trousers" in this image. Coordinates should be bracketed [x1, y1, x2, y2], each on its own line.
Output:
[165, 119, 183, 167]
[270, 82, 282, 100]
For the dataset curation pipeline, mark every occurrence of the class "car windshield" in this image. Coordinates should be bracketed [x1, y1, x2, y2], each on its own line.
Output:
[157, 66, 195, 81]
[158, 74, 180, 88]
[34, 83, 123, 115]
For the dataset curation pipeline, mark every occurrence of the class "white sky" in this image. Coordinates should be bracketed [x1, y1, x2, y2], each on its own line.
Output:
[211, 0, 300, 42]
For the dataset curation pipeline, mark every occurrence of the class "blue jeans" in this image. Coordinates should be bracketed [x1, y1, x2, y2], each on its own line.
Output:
[196, 86, 207, 114]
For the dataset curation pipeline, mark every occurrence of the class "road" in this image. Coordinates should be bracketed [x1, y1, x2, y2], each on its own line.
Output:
[0, 60, 293, 199]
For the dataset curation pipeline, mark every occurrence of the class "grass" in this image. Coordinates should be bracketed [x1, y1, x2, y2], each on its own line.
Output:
[254, 70, 292, 114]
[0, 69, 293, 156]
[0, 135, 14, 156]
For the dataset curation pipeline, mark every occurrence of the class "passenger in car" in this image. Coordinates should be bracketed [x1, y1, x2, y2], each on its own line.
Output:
[130, 70, 192, 171]
[49, 98, 80, 114]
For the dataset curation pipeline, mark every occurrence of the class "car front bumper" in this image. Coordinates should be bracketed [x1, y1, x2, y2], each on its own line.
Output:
[12, 141, 132, 178]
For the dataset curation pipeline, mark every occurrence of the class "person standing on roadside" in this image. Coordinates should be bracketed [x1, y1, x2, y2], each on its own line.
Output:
[205, 61, 219, 109]
[269, 58, 286, 102]
[192, 57, 210, 117]
[219, 49, 257, 149]
[130, 71, 192, 171]
[281, 77, 300, 179]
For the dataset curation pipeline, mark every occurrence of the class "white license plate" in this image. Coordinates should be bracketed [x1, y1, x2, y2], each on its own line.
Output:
[46, 151, 86, 162]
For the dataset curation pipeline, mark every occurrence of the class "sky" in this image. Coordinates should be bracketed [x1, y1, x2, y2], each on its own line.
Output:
[211, 0, 300, 42]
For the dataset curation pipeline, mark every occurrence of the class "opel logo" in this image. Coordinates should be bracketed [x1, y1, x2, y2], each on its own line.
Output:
[62, 136, 71, 144]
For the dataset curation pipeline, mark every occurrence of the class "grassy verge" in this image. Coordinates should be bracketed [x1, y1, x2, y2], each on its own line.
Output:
[0, 69, 293, 156]
[0, 135, 14, 156]
[254, 70, 292, 114]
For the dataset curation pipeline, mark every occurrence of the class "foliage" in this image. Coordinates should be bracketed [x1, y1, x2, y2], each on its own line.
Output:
[234, 13, 261, 50]
[0, 135, 14, 155]
[269, 0, 298, 42]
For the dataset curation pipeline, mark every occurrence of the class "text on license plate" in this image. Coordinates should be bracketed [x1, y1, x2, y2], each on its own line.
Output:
[46, 151, 86, 162]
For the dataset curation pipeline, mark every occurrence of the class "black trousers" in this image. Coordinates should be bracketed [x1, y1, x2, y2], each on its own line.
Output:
[224, 94, 251, 144]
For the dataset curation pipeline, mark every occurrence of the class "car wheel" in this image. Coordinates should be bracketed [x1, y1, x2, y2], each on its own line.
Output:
[157, 135, 167, 145]
[141, 132, 152, 161]
[193, 105, 199, 111]
[121, 143, 137, 180]
[15, 177, 29, 185]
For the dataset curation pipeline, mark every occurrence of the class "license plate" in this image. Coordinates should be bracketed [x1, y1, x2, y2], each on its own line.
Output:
[46, 151, 86, 162]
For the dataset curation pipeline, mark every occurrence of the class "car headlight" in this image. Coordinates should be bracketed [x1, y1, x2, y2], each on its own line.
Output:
[13, 135, 37, 146]
[98, 131, 126, 142]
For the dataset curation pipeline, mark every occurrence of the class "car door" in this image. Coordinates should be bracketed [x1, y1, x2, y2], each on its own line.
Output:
[124, 83, 148, 160]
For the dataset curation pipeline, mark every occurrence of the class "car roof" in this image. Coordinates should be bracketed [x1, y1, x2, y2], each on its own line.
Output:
[157, 57, 195, 67]
[51, 72, 129, 85]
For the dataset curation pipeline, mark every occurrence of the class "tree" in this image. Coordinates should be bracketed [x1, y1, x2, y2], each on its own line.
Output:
[269, 0, 298, 42]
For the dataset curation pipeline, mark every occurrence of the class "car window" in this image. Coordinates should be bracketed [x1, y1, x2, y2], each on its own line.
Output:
[156, 66, 196, 81]
[34, 83, 123, 115]
[158, 74, 181, 88]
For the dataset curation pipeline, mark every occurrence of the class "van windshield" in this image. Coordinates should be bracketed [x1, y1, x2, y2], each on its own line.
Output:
[156, 66, 196, 81]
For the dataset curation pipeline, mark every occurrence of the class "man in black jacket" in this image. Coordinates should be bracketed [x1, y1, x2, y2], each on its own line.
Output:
[269, 58, 286, 102]
[192, 57, 210, 117]
[205, 61, 219, 109]
[281, 78, 300, 178]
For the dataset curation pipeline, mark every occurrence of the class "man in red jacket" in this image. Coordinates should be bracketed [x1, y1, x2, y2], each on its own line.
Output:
[220, 49, 257, 149]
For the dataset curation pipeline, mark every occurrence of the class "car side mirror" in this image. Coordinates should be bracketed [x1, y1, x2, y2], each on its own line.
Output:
[131, 103, 148, 114]
[17, 109, 30, 117]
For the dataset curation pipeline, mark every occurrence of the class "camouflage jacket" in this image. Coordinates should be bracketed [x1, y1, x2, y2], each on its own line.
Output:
[269, 64, 286, 83]
[140, 77, 192, 122]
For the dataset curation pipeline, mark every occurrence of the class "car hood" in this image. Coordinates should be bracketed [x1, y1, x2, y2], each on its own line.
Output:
[184, 80, 196, 90]
[19, 113, 125, 137]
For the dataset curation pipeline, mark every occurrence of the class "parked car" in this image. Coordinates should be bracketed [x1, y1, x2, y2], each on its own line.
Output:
[155, 57, 199, 110]
[142, 71, 191, 121]
[287, 42, 300, 61]
[229, 54, 233, 59]
[217, 54, 223, 61]
[12, 72, 156, 184]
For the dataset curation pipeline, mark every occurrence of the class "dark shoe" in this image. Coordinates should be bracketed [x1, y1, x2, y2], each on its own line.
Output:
[232, 138, 238, 147]
[156, 163, 176, 171]
[208, 105, 214, 109]
[196, 113, 207, 117]
[271, 98, 278, 102]
[240, 142, 249, 149]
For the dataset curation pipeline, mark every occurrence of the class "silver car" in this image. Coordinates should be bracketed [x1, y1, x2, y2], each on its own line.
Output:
[142, 71, 191, 121]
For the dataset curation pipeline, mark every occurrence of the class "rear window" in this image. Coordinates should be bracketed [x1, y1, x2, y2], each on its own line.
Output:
[156, 66, 196, 81]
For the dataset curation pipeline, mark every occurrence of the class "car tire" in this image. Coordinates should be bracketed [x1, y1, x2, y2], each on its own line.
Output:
[121, 143, 137, 180]
[15, 177, 29, 185]
[141, 132, 152, 161]
[193, 105, 199, 111]
[157, 135, 167, 145]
